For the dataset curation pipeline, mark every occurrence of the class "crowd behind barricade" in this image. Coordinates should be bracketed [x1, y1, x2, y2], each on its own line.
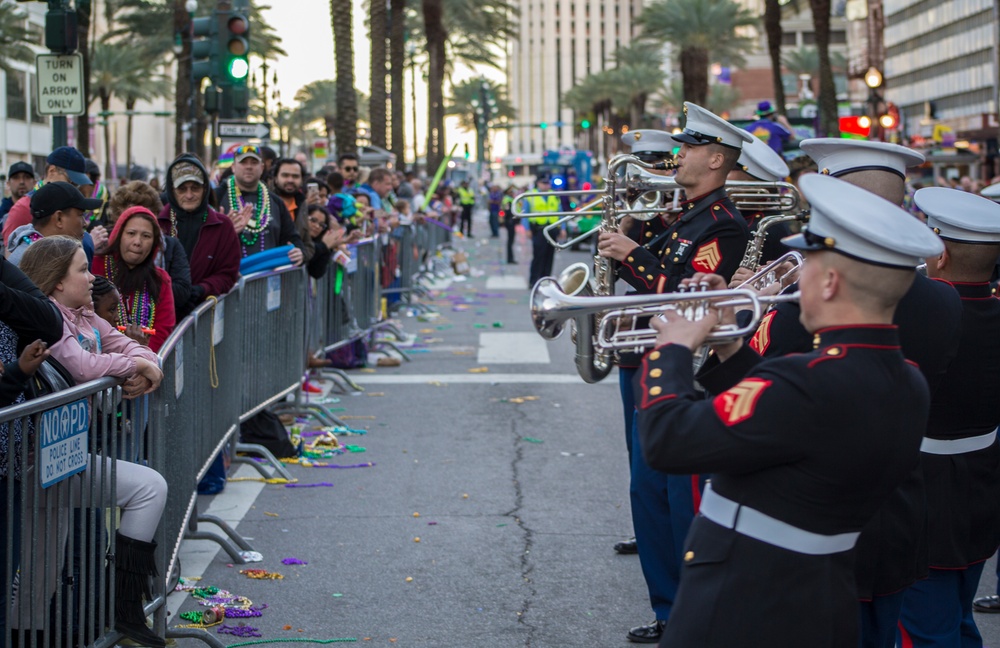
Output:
[0, 142, 458, 647]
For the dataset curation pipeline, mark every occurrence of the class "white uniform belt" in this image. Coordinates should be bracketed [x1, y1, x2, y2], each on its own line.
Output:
[699, 484, 860, 555]
[920, 429, 997, 455]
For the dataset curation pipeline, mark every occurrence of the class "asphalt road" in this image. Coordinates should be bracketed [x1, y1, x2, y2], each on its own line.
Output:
[166, 217, 1000, 647]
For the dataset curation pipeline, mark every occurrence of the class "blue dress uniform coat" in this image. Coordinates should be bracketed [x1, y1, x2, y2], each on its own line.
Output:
[636, 327, 930, 647]
[748, 273, 961, 600]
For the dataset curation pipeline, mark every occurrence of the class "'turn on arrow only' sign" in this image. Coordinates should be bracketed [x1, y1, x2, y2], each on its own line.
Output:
[36, 54, 84, 116]
[218, 122, 272, 139]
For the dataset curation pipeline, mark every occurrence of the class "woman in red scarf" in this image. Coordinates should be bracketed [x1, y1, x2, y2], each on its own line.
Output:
[92, 206, 176, 352]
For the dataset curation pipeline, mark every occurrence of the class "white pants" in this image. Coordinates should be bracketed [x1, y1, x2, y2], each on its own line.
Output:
[10, 456, 167, 628]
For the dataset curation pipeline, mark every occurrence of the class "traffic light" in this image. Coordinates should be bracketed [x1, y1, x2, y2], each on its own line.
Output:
[539, 122, 548, 129]
[580, 119, 590, 129]
[191, 16, 216, 84]
[880, 103, 900, 131]
[222, 10, 250, 82]
[44, 3, 78, 53]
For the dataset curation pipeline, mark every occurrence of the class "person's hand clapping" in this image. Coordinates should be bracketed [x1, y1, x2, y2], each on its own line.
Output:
[228, 203, 253, 234]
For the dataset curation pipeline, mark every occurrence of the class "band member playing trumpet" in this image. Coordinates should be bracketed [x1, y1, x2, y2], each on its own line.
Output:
[746, 138, 962, 648]
[598, 103, 752, 644]
[636, 173, 944, 647]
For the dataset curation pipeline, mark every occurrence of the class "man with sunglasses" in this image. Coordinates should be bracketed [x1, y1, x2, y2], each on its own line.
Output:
[597, 103, 753, 644]
[338, 153, 360, 191]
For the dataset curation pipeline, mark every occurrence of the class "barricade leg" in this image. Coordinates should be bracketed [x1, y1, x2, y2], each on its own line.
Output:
[183, 508, 251, 565]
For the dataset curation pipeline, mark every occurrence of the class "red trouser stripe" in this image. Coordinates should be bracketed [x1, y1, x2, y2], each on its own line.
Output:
[898, 621, 913, 648]
[691, 475, 702, 514]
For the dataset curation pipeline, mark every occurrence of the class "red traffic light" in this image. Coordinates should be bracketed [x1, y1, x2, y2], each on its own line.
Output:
[228, 14, 249, 35]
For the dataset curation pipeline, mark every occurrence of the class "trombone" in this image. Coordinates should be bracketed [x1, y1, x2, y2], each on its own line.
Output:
[531, 276, 799, 353]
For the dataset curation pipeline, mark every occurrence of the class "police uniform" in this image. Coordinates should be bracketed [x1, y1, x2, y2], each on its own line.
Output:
[735, 132, 795, 264]
[525, 186, 561, 286]
[617, 106, 752, 644]
[745, 139, 962, 648]
[897, 188, 1000, 647]
[636, 173, 943, 648]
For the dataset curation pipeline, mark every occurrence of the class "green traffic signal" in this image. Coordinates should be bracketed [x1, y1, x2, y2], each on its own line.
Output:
[228, 57, 249, 80]
[581, 119, 591, 129]
[539, 122, 548, 129]
[223, 12, 249, 82]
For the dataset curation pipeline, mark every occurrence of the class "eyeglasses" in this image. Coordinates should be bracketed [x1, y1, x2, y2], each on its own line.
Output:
[342, 166, 358, 172]
[234, 144, 260, 156]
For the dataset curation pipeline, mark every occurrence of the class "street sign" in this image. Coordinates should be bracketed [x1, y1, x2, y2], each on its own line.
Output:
[39, 398, 89, 488]
[218, 121, 271, 139]
[35, 53, 85, 116]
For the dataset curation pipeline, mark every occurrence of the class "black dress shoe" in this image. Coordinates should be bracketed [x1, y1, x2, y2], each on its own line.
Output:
[974, 595, 1000, 613]
[627, 620, 666, 643]
[614, 538, 638, 555]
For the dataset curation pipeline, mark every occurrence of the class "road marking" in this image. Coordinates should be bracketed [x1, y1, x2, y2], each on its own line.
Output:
[478, 332, 550, 364]
[349, 373, 617, 384]
[486, 276, 527, 290]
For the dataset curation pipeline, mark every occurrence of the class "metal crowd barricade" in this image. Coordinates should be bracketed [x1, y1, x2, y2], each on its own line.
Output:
[0, 377, 159, 648]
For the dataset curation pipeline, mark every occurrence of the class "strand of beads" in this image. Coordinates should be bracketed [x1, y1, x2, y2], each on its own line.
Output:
[239, 568, 284, 580]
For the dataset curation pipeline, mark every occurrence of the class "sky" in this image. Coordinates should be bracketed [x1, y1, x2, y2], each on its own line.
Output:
[258, 0, 508, 164]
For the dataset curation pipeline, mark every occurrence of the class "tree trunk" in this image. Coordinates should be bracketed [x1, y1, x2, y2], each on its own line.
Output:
[389, 0, 406, 167]
[75, 2, 91, 156]
[764, 0, 787, 115]
[332, 0, 357, 158]
[680, 47, 709, 106]
[325, 117, 335, 141]
[422, 0, 446, 173]
[369, 0, 388, 149]
[174, 0, 191, 156]
[811, 0, 839, 137]
[101, 94, 112, 179]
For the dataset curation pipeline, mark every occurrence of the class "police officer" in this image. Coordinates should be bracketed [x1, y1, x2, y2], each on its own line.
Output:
[896, 188, 1000, 647]
[637, 173, 943, 647]
[598, 103, 752, 643]
[457, 179, 476, 238]
[746, 138, 963, 648]
[524, 176, 561, 287]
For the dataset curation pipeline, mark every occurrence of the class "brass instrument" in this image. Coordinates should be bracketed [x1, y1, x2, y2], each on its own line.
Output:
[736, 251, 804, 292]
[531, 276, 799, 353]
[739, 210, 810, 271]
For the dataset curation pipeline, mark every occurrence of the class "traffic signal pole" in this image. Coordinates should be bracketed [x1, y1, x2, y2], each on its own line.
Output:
[42, 0, 79, 148]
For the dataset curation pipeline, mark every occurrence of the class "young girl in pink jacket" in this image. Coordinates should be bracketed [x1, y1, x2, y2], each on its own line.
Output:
[19, 235, 168, 648]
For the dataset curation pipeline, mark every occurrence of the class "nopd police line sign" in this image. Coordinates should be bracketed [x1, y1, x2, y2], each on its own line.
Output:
[35, 53, 85, 116]
[39, 398, 89, 488]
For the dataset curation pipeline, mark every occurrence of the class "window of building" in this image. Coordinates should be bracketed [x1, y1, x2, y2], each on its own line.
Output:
[781, 32, 797, 46]
[781, 73, 799, 96]
[803, 32, 816, 45]
[830, 31, 847, 44]
[6, 70, 26, 121]
[29, 74, 46, 125]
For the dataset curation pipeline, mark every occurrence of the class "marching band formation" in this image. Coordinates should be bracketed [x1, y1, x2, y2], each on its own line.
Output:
[523, 103, 1000, 647]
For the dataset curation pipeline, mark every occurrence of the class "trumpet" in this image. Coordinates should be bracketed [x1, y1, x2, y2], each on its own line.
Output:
[531, 276, 799, 353]
[736, 251, 804, 292]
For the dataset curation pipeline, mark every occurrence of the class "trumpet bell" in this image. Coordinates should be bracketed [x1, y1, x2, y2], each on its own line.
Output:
[531, 277, 572, 340]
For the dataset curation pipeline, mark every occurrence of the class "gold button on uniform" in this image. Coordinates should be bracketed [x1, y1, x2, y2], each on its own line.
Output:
[649, 386, 662, 396]
[684, 551, 695, 562]
[673, 257, 680, 262]
[647, 275, 654, 281]
[826, 347, 841, 356]
[672, 232, 678, 240]
[646, 231, 653, 238]
[638, 266, 645, 272]
[650, 368, 662, 378]
[649, 351, 661, 361]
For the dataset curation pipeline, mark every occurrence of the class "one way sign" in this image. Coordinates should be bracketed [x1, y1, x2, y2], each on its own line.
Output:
[218, 122, 271, 140]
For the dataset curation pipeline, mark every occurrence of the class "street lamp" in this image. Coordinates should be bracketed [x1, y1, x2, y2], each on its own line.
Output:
[864, 66, 883, 90]
[864, 67, 884, 140]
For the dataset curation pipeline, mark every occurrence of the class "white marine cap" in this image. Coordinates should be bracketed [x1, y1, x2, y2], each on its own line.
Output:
[737, 132, 790, 181]
[621, 129, 676, 155]
[800, 138, 925, 179]
[915, 187, 1000, 244]
[980, 182, 1000, 200]
[671, 102, 753, 150]
[784, 174, 943, 268]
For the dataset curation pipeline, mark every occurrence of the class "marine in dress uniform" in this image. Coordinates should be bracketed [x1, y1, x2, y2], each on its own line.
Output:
[747, 139, 963, 648]
[728, 132, 795, 265]
[598, 103, 752, 643]
[637, 173, 944, 648]
[897, 188, 1000, 648]
[612, 129, 679, 557]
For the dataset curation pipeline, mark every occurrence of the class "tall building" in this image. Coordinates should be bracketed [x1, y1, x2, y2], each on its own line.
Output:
[506, 0, 644, 156]
[883, 0, 997, 139]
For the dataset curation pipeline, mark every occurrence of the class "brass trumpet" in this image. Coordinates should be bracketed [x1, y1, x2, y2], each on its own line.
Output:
[736, 251, 805, 291]
[531, 277, 799, 353]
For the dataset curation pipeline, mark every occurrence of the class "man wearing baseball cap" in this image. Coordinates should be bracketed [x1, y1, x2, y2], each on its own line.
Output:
[746, 100, 795, 157]
[0, 162, 35, 224]
[2, 146, 108, 255]
[6, 181, 102, 266]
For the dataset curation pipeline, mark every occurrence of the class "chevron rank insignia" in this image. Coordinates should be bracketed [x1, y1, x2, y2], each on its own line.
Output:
[691, 239, 722, 273]
[749, 311, 776, 354]
[712, 378, 772, 426]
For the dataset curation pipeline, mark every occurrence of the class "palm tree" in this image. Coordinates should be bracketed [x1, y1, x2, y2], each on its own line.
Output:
[610, 42, 666, 127]
[782, 46, 846, 78]
[809, 0, 839, 136]
[658, 79, 742, 117]
[369, 0, 388, 149]
[90, 41, 135, 178]
[0, 3, 36, 73]
[76, 1, 93, 156]
[763, 0, 786, 115]
[294, 79, 369, 142]
[637, 0, 755, 106]
[123, 68, 171, 175]
[445, 78, 516, 132]
[331, 0, 358, 157]
[389, 0, 406, 166]
[422, 0, 446, 172]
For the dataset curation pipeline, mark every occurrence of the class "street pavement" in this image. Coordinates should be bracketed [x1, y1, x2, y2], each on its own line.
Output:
[166, 213, 1000, 647]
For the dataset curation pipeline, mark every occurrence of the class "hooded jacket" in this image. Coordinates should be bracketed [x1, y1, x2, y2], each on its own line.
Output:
[159, 154, 241, 319]
[93, 207, 176, 352]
